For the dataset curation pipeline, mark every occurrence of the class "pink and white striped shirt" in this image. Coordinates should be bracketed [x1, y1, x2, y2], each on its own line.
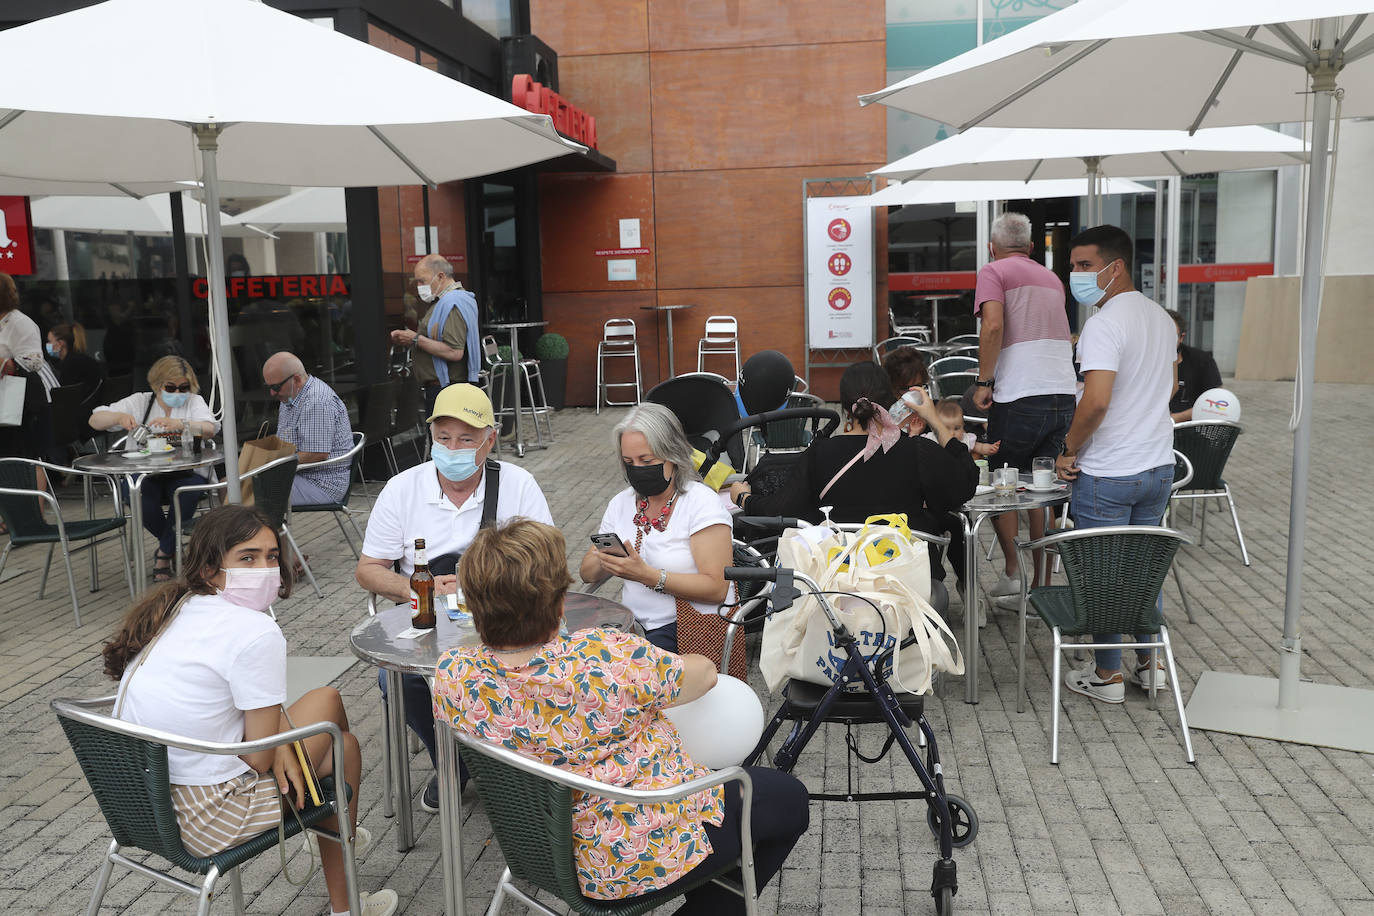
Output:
[974, 253, 1077, 402]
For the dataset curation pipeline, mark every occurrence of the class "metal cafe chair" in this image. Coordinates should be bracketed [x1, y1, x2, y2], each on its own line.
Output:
[927, 355, 979, 377]
[944, 334, 981, 347]
[1013, 526, 1195, 764]
[52, 695, 362, 916]
[887, 306, 931, 342]
[452, 727, 760, 916]
[291, 431, 369, 558]
[696, 314, 741, 378]
[1171, 420, 1249, 566]
[871, 335, 925, 364]
[930, 371, 977, 400]
[0, 457, 134, 627]
[596, 318, 643, 414]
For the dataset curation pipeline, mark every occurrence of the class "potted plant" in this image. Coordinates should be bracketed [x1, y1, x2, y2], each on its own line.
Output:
[533, 332, 569, 410]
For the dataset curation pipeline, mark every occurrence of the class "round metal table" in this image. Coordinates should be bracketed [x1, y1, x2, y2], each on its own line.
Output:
[960, 474, 1070, 704]
[917, 292, 965, 344]
[639, 303, 695, 381]
[487, 320, 548, 458]
[350, 592, 639, 915]
[74, 446, 223, 593]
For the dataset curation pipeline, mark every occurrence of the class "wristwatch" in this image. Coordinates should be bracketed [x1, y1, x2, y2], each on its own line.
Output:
[974, 378, 994, 389]
[410, 333, 423, 350]
[653, 569, 668, 594]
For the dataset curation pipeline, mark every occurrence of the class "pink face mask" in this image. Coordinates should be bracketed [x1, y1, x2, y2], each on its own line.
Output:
[219, 566, 281, 611]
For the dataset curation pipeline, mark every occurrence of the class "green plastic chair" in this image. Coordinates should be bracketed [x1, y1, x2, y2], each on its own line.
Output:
[1171, 420, 1248, 565]
[451, 727, 759, 916]
[1013, 526, 1195, 765]
[0, 457, 133, 627]
[51, 696, 361, 916]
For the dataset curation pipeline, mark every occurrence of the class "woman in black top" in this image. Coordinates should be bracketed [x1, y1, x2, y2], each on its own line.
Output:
[46, 322, 105, 407]
[731, 362, 977, 578]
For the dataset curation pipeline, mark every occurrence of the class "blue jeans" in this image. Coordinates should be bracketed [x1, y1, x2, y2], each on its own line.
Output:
[126, 473, 205, 560]
[1070, 464, 1173, 673]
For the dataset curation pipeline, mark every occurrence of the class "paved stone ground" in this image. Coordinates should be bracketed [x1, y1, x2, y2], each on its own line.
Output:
[2, 379, 1373, 915]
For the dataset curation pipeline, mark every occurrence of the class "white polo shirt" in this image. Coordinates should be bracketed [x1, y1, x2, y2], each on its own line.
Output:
[361, 460, 553, 574]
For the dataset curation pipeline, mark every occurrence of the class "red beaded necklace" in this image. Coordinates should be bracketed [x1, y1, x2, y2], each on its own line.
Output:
[633, 490, 679, 535]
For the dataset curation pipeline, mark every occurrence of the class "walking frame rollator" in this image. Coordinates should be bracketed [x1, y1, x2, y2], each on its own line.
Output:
[721, 558, 976, 916]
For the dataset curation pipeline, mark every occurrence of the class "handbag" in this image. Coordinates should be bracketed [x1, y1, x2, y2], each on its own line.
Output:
[237, 424, 296, 506]
[0, 374, 26, 426]
[759, 518, 964, 695]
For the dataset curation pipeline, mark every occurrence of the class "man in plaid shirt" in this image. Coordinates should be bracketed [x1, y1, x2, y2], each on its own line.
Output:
[262, 351, 353, 506]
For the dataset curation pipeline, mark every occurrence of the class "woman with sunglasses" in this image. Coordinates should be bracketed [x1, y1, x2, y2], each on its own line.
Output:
[90, 356, 220, 581]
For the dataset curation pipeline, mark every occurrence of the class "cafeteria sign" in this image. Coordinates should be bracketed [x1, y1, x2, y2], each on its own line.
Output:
[805, 197, 873, 348]
[0, 197, 36, 275]
[192, 274, 349, 300]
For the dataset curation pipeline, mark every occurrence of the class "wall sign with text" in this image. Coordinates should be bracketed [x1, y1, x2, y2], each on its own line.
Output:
[805, 197, 873, 349]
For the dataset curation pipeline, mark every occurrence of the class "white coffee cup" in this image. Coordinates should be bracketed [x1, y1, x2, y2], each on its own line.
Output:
[1032, 457, 1056, 489]
[147, 436, 167, 452]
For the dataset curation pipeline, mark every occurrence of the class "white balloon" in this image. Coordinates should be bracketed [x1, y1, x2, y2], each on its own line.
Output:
[663, 675, 765, 770]
[1192, 387, 1241, 423]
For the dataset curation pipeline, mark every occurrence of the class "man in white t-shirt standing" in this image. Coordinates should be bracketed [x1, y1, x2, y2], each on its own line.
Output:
[1055, 225, 1178, 704]
[972, 212, 1078, 609]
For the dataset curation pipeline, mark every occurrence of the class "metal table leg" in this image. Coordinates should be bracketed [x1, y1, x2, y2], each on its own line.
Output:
[963, 511, 991, 704]
[436, 724, 466, 916]
[509, 334, 526, 458]
[385, 670, 415, 851]
[664, 311, 676, 378]
[129, 474, 147, 594]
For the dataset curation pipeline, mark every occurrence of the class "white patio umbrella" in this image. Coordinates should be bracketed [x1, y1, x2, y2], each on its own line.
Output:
[0, 0, 583, 504]
[229, 187, 347, 235]
[31, 193, 249, 236]
[861, 2, 1374, 750]
[866, 176, 1153, 208]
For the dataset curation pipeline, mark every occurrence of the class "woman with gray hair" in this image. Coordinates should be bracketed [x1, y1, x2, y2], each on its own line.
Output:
[579, 403, 734, 664]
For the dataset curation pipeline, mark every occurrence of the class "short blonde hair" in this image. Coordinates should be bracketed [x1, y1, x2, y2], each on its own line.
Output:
[459, 519, 573, 648]
[147, 355, 199, 394]
[935, 398, 964, 422]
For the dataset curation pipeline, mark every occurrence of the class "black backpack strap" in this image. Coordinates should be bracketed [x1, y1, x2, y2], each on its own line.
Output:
[480, 458, 500, 529]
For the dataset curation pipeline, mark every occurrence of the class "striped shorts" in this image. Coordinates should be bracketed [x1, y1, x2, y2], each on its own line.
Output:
[170, 772, 284, 857]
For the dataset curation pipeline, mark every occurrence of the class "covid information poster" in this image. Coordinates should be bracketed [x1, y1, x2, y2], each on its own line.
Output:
[805, 196, 873, 349]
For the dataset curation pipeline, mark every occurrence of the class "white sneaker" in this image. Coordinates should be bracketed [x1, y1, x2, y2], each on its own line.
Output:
[987, 573, 1021, 598]
[304, 825, 372, 859]
[1063, 666, 1125, 704]
[1130, 659, 1170, 692]
[360, 889, 399, 916]
[992, 593, 1026, 611]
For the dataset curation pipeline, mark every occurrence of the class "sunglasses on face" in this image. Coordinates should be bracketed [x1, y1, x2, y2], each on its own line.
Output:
[162, 383, 191, 393]
[265, 378, 293, 394]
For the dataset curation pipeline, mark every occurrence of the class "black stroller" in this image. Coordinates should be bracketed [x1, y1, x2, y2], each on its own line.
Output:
[724, 551, 977, 916]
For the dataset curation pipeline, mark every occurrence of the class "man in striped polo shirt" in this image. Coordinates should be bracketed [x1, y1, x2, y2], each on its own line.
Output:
[971, 212, 1078, 610]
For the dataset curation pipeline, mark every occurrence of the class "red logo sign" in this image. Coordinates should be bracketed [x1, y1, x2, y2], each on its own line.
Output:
[827, 288, 852, 311]
[512, 74, 598, 149]
[889, 271, 977, 292]
[1176, 262, 1274, 285]
[192, 274, 349, 300]
[828, 252, 851, 276]
[0, 197, 36, 276]
[827, 218, 851, 242]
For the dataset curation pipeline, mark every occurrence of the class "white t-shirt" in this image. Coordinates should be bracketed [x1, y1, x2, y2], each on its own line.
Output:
[598, 481, 732, 631]
[361, 459, 553, 575]
[1074, 290, 1177, 477]
[115, 594, 287, 785]
[93, 391, 222, 477]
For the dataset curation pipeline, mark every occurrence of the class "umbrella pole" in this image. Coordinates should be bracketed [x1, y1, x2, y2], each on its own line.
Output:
[1279, 22, 1338, 709]
[1166, 177, 1181, 312]
[195, 125, 243, 505]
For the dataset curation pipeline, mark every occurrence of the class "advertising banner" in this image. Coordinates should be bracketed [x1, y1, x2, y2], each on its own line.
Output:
[806, 196, 873, 349]
[0, 197, 35, 276]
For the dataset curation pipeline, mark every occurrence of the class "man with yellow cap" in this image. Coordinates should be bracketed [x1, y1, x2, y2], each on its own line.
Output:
[355, 383, 552, 810]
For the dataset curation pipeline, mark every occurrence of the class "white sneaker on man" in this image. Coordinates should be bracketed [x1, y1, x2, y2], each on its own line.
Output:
[304, 825, 372, 859]
[987, 573, 1021, 598]
[1129, 659, 1169, 692]
[358, 889, 399, 916]
[1063, 665, 1125, 704]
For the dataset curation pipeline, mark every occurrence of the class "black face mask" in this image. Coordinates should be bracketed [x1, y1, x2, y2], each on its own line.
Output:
[625, 461, 672, 498]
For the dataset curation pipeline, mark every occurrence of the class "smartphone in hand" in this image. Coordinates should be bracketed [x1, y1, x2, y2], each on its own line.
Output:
[589, 533, 629, 557]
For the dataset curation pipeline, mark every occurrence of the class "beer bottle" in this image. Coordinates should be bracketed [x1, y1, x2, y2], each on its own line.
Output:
[410, 538, 436, 629]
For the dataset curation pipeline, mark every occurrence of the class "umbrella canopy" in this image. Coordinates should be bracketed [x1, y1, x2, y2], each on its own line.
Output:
[866, 176, 1153, 207]
[31, 193, 244, 236]
[860, 1, 1374, 745]
[230, 187, 346, 234]
[873, 126, 1307, 182]
[0, 0, 583, 508]
[860, 2, 1374, 130]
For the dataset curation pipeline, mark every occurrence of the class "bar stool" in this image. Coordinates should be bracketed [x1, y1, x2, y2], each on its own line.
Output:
[596, 318, 643, 414]
[696, 315, 740, 377]
[486, 335, 554, 446]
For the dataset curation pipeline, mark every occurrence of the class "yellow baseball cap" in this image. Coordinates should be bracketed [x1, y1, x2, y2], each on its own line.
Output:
[427, 383, 495, 428]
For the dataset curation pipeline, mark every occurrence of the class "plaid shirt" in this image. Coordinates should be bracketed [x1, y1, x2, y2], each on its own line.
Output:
[277, 376, 352, 501]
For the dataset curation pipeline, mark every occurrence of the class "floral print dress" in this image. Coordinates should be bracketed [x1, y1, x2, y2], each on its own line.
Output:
[432, 628, 725, 900]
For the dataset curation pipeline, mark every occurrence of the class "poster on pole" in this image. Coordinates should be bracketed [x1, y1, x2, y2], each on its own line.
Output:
[805, 196, 873, 349]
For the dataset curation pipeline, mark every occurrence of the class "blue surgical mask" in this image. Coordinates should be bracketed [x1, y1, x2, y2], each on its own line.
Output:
[431, 440, 482, 482]
[45, 342, 58, 358]
[1069, 261, 1116, 307]
[161, 391, 191, 409]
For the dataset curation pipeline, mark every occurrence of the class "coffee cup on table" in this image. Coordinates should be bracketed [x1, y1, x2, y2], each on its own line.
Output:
[147, 436, 167, 452]
[994, 465, 1018, 496]
[1032, 457, 1056, 489]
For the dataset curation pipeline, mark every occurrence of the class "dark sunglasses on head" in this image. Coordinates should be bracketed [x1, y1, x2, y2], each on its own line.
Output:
[162, 383, 191, 393]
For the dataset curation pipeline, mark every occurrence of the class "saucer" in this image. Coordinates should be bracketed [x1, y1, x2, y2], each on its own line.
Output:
[974, 484, 995, 496]
[1022, 482, 1066, 493]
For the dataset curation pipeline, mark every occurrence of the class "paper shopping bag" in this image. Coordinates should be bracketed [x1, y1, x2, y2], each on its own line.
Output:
[237, 435, 295, 506]
[0, 375, 26, 426]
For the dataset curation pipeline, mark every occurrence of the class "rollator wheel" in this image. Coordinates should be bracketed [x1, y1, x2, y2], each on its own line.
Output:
[927, 794, 978, 848]
[935, 885, 954, 916]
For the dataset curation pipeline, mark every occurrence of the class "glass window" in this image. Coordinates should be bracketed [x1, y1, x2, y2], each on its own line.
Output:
[463, 0, 513, 39]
